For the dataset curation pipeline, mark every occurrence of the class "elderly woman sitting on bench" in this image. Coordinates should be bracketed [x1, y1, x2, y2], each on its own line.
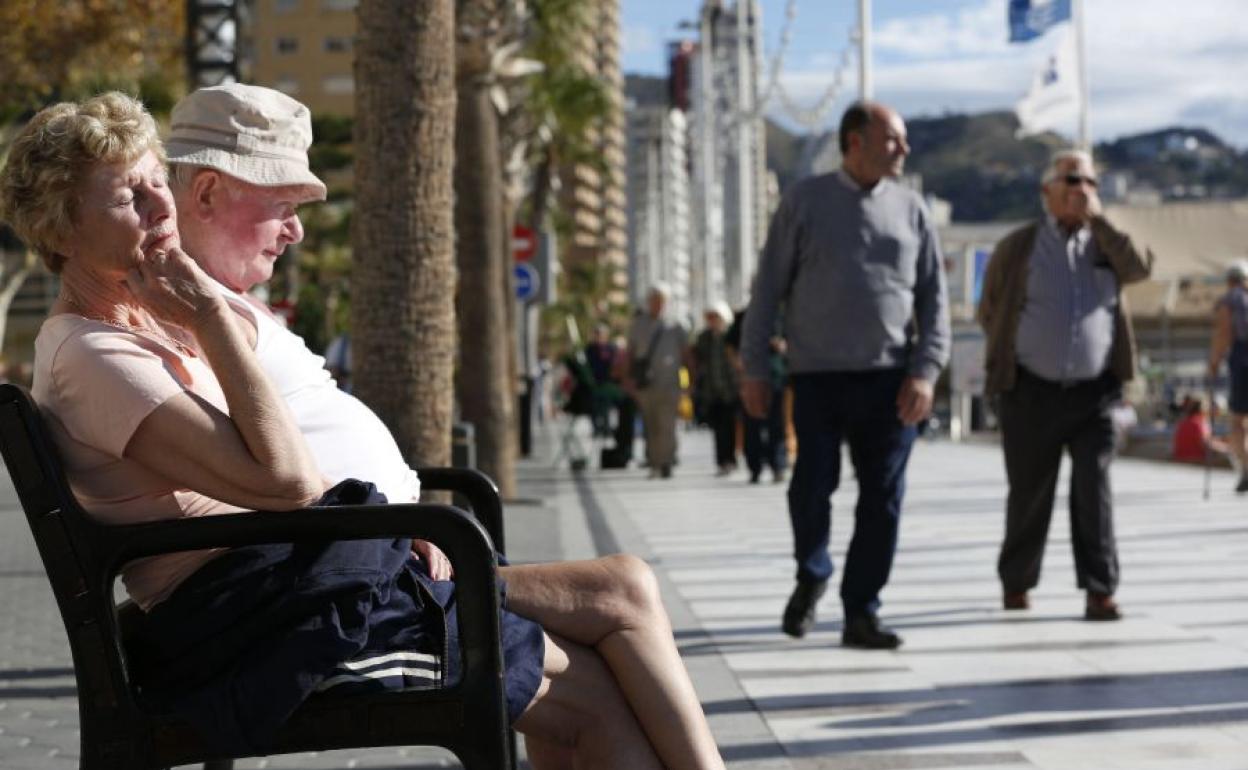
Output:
[0, 92, 724, 770]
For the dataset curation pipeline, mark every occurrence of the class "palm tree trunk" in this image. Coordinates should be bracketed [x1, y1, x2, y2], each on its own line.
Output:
[353, 0, 457, 468]
[455, 57, 517, 496]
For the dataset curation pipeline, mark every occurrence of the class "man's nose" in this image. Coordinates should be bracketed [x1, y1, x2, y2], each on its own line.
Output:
[282, 215, 305, 245]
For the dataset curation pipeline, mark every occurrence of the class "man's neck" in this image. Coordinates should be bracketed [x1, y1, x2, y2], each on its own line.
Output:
[842, 162, 882, 190]
[1053, 217, 1087, 237]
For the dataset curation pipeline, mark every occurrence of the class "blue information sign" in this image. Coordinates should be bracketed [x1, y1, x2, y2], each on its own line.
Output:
[514, 262, 540, 302]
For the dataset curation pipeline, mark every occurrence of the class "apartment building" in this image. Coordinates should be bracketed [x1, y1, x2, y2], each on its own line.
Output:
[625, 104, 693, 322]
[252, 0, 358, 117]
[557, 0, 630, 310]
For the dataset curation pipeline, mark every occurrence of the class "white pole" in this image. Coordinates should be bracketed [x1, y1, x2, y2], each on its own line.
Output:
[1074, 0, 1090, 149]
[858, 0, 872, 99]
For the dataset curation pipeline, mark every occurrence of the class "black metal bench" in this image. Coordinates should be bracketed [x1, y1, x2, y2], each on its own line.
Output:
[0, 383, 515, 770]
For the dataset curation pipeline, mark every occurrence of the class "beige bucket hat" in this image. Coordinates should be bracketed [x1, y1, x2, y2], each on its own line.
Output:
[166, 83, 327, 200]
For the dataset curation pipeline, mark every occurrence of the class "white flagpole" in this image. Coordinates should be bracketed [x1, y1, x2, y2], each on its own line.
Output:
[1074, 0, 1090, 148]
[858, 0, 872, 99]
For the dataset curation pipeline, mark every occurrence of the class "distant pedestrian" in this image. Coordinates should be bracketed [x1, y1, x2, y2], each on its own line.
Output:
[624, 284, 689, 479]
[692, 301, 739, 476]
[1207, 259, 1248, 491]
[726, 306, 788, 484]
[1171, 395, 1226, 464]
[584, 323, 620, 437]
[978, 148, 1154, 622]
[741, 101, 950, 650]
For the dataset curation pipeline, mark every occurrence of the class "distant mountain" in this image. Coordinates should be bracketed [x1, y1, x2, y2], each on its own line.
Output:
[905, 111, 1062, 221]
[764, 111, 1248, 222]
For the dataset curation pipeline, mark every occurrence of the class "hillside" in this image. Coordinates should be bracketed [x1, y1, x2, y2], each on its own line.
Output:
[765, 111, 1248, 222]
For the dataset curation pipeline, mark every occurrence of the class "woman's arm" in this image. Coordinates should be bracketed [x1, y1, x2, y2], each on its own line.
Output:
[123, 248, 326, 510]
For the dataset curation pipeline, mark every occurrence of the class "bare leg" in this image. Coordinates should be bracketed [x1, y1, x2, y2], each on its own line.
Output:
[523, 735, 574, 770]
[513, 629, 662, 769]
[1230, 413, 1248, 472]
[502, 554, 725, 770]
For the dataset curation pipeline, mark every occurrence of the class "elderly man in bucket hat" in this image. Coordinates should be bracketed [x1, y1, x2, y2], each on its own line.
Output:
[165, 83, 426, 508]
[166, 84, 730, 767]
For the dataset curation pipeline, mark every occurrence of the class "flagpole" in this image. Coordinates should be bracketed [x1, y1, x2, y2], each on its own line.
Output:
[858, 0, 872, 99]
[1074, 0, 1090, 149]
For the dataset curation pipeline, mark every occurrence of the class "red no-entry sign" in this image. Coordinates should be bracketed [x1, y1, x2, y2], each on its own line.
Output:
[512, 224, 536, 262]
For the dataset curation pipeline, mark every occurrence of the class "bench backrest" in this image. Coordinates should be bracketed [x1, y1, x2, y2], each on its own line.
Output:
[0, 383, 145, 752]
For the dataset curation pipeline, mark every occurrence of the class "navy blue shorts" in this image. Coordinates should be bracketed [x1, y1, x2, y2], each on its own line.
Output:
[130, 482, 544, 753]
[438, 568, 545, 724]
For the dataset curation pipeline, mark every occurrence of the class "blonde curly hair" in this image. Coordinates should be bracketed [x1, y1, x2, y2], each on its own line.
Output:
[0, 92, 163, 273]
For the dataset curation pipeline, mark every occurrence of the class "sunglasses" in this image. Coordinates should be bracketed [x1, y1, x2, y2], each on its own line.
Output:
[1062, 174, 1098, 189]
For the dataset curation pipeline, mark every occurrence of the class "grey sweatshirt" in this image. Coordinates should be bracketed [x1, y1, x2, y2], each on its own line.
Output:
[742, 170, 951, 383]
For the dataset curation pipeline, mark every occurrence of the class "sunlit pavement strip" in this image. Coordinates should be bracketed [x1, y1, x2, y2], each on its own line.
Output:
[584, 429, 1248, 769]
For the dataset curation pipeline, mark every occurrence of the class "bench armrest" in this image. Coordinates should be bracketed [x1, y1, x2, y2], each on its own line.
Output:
[416, 467, 506, 553]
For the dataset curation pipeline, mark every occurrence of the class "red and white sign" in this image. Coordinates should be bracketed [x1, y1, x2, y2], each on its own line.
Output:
[512, 224, 536, 262]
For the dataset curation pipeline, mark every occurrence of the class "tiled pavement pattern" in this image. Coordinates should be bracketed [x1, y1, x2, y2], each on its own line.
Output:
[2, 422, 1247, 768]
[590, 433, 1248, 769]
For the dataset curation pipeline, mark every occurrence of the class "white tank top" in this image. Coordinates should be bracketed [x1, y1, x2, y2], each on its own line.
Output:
[217, 283, 421, 503]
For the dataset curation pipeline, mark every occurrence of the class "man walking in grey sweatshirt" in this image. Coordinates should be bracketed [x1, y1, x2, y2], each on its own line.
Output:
[741, 101, 950, 649]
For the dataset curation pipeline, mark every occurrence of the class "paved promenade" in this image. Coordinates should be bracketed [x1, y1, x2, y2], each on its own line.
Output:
[1, 421, 1246, 768]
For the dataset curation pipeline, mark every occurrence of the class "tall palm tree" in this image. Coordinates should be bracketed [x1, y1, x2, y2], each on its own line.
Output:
[455, 3, 518, 496]
[353, 0, 457, 467]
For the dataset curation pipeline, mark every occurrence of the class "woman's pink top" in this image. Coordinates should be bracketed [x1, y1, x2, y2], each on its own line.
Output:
[32, 314, 244, 610]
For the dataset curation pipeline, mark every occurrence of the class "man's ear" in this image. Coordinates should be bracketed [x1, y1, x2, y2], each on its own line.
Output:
[187, 169, 224, 222]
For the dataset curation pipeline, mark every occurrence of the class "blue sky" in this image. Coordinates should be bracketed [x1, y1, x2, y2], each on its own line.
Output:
[620, 0, 1248, 147]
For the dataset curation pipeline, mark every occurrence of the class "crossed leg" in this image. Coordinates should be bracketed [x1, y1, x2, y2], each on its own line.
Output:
[503, 554, 725, 770]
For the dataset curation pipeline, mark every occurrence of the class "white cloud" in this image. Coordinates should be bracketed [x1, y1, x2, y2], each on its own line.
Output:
[766, 0, 1248, 146]
[873, 0, 1008, 59]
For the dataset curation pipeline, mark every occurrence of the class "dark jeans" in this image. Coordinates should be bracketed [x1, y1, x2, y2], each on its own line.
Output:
[788, 369, 918, 618]
[705, 400, 737, 467]
[743, 386, 787, 477]
[997, 366, 1121, 596]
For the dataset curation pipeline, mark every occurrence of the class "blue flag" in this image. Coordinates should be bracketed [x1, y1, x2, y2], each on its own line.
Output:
[1008, 0, 1072, 42]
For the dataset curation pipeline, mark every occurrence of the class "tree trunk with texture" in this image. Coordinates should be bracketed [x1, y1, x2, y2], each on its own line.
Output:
[454, 56, 517, 496]
[353, 0, 457, 469]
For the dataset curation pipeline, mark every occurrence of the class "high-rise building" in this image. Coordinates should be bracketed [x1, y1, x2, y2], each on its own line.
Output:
[252, 0, 358, 117]
[558, 0, 630, 311]
[625, 98, 692, 322]
[687, 0, 768, 310]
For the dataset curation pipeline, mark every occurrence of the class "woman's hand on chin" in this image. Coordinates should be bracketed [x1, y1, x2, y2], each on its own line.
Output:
[124, 246, 225, 332]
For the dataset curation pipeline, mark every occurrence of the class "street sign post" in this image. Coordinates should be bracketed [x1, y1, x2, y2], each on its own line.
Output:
[514, 262, 540, 303]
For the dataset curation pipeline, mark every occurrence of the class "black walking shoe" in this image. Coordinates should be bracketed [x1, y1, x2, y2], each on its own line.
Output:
[841, 614, 903, 650]
[1084, 591, 1122, 621]
[781, 579, 828, 638]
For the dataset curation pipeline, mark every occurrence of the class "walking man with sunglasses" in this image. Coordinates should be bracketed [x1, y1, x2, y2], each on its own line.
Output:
[978, 149, 1153, 621]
